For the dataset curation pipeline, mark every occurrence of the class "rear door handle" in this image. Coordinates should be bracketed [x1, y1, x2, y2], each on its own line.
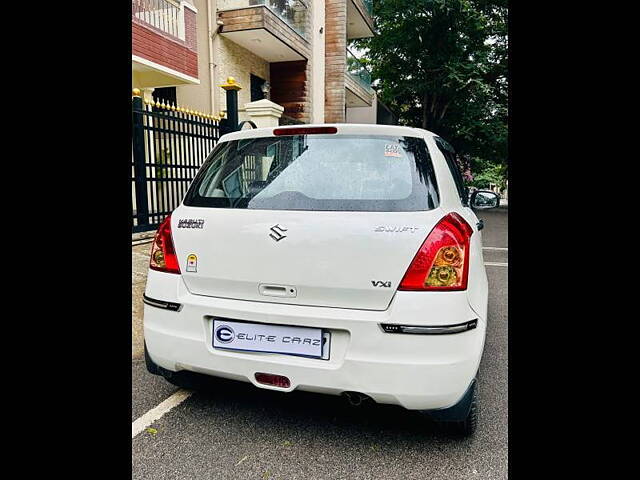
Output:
[258, 284, 297, 298]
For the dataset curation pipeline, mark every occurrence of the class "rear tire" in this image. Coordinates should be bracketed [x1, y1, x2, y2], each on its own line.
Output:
[435, 382, 478, 437]
[162, 369, 211, 390]
[144, 343, 160, 375]
[145, 342, 208, 390]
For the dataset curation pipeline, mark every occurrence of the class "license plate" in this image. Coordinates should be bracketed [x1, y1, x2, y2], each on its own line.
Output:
[213, 319, 330, 359]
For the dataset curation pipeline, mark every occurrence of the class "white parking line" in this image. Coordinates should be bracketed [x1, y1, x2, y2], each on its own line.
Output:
[483, 247, 508, 251]
[132, 389, 193, 438]
[484, 262, 508, 267]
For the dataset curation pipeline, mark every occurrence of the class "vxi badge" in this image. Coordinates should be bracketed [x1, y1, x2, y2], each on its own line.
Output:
[269, 224, 287, 242]
[372, 280, 392, 288]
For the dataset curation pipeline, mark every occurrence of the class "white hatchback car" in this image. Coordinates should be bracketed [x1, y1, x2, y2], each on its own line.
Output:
[143, 124, 500, 436]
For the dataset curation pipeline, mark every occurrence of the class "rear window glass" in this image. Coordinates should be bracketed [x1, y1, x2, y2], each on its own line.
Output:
[183, 134, 439, 212]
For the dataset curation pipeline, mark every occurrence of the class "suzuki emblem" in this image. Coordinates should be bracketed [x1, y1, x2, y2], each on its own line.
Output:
[269, 224, 287, 242]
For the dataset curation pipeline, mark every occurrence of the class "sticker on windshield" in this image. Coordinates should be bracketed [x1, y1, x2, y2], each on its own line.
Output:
[384, 144, 402, 157]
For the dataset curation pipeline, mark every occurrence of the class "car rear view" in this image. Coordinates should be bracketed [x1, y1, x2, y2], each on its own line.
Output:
[144, 124, 488, 436]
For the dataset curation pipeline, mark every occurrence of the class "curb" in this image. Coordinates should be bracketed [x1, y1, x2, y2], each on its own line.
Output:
[132, 231, 155, 243]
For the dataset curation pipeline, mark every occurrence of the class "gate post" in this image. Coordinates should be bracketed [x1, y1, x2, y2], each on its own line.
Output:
[220, 77, 242, 135]
[244, 99, 284, 128]
[132, 88, 150, 228]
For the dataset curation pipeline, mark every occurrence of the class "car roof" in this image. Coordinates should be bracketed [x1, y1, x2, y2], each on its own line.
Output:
[218, 123, 437, 143]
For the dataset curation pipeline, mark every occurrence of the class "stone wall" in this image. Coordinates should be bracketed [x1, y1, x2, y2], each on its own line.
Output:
[215, 36, 271, 113]
[324, 0, 347, 122]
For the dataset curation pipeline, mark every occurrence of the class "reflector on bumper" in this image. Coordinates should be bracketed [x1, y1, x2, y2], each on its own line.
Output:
[143, 294, 182, 312]
[380, 319, 478, 335]
[255, 373, 291, 388]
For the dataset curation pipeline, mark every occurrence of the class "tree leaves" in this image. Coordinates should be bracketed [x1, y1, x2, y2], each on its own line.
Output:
[354, 0, 507, 169]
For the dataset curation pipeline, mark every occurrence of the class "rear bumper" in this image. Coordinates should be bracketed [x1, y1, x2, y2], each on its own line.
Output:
[144, 271, 487, 411]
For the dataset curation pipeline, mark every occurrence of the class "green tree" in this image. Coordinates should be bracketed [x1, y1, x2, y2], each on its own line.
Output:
[469, 159, 507, 189]
[354, 0, 507, 172]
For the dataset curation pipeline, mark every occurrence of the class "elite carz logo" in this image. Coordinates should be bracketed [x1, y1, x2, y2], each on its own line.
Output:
[215, 324, 320, 346]
[215, 325, 235, 343]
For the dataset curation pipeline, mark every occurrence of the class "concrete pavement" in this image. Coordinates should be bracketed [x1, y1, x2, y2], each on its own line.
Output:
[132, 241, 153, 359]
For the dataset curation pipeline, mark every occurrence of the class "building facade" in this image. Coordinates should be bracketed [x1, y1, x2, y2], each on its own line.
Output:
[132, 1, 200, 101]
[132, 0, 378, 123]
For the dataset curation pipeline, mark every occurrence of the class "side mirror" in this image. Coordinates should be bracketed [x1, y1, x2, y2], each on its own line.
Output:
[470, 190, 500, 210]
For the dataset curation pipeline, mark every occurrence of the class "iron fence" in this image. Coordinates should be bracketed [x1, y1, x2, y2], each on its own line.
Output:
[131, 93, 220, 233]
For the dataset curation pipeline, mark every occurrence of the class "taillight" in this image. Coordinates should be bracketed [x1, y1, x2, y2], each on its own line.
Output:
[398, 213, 473, 291]
[273, 126, 337, 136]
[149, 215, 180, 274]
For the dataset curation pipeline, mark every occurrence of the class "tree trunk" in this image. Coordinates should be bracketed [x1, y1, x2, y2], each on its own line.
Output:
[439, 100, 451, 121]
[422, 93, 429, 129]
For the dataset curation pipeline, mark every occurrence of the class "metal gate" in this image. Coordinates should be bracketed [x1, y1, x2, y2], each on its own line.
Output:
[131, 92, 220, 232]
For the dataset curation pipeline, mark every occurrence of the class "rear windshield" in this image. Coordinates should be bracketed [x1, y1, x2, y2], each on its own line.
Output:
[183, 134, 439, 211]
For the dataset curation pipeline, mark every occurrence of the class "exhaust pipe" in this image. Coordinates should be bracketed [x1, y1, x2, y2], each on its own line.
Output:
[342, 391, 372, 407]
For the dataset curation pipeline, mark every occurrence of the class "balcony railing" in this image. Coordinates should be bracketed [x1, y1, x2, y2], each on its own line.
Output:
[361, 0, 373, 17]
[347, 48, 373, 93]
[246, 0, 309, 40]
[132, 0, 182, 39]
